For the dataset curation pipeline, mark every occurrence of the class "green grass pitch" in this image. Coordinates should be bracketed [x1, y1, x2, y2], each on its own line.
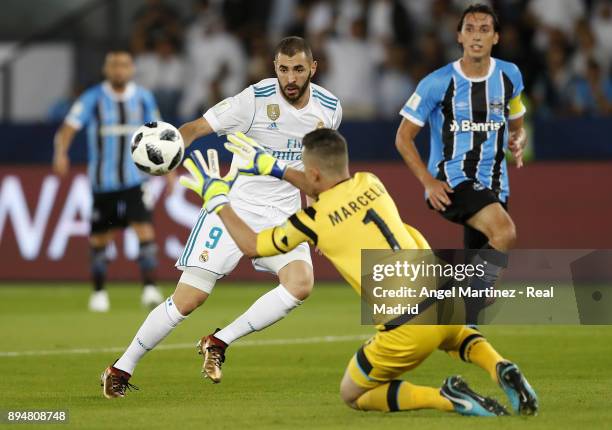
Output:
[1, 283, 611, 429]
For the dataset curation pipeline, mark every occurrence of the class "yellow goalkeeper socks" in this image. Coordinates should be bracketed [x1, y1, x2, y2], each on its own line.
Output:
[356, 380, 453, 412]
[465, 338, 504, 382]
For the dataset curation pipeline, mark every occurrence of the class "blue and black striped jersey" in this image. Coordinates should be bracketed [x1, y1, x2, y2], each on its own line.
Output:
[400, 58, 525, 202]
[65, 81, 160, 193]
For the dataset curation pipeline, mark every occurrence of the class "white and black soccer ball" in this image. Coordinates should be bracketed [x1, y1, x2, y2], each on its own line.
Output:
[131, 121, 184, 176]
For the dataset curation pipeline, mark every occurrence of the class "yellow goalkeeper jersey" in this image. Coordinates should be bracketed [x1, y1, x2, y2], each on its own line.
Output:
[255, 172, 429, 294]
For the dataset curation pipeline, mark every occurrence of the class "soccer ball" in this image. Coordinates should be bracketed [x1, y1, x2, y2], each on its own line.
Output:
[131, 121, 184, 176]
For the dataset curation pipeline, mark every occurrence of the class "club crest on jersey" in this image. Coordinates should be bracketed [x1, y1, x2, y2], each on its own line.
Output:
[199, 250, 209, 263]
[267, 104, 280, 121]
[316, 120, 324, 129]
[489, 99, 505, 115]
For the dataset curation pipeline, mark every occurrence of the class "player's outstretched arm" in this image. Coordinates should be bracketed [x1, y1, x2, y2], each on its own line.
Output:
[179, 148, 260, 256]
[179, 148, 311, 259]
[396, 118, 453, 212]
[224, 132, 317, 197]
[283, 168, 317, 198]
[218, 209, 310, 259]
[52, 123, 78, 177]
[215, 206, 307, 259]
[178, 117, 214, 149]
[224, 132, 286, 178]
[216, 206, 259, 257]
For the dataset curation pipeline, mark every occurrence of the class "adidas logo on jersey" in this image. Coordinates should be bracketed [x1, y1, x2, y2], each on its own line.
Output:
[267, 122, 279, 130]
[450, 120, 504, 133]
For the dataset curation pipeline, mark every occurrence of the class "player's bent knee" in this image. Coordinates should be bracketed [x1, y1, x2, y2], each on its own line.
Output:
[173, 298, 201, 315]
[503, 229, 517, 249]
[339, 384, 360, 409]
[279, 262, 314, 301]
[131, 222, 155, 241]
[339, 368, 365, 409]
[286, 276, 314, 301]
[172, 281, 211, 315]
[90, 232, 113, 248]
[172, 291, 206, 315]
[491, 220, 517, 249]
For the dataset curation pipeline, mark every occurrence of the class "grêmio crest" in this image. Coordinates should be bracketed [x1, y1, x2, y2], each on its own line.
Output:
[489, 99, 505, 115]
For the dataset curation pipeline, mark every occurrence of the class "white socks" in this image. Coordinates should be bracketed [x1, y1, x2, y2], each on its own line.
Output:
[114, 296, 186, 375]
[214, 285, 302, 345]
[114, 285, 302, 374]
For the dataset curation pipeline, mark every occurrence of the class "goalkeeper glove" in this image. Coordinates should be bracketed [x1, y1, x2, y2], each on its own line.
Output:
[179, 149, 236, 213]
[224, 132, 287, 179]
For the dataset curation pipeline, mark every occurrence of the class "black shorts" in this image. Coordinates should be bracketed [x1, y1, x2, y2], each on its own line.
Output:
[427, 180, 506, 225]
[91, 185, 152, 234]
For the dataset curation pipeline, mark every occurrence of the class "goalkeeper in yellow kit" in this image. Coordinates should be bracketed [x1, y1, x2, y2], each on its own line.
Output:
[180, 128, 538, 417]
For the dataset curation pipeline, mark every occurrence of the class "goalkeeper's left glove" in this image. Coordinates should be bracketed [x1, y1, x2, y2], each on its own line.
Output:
[179, 149, 236, 213]
[224, 132, 287, 179]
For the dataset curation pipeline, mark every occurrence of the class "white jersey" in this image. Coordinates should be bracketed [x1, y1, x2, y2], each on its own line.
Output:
[203, 78, 342, 215]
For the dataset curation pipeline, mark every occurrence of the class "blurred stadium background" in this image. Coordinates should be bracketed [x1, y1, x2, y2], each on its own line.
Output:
[0, 0, 611, 282]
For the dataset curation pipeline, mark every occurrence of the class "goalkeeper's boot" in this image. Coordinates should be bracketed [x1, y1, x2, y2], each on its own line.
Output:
[196, 329, 227, 383]
[440, 376, 509, 416]
[496, 361, 538, 415]
[100, 363, 138, 399]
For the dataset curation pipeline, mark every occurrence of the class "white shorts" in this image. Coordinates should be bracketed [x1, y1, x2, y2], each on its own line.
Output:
[175, 205, 312, 294]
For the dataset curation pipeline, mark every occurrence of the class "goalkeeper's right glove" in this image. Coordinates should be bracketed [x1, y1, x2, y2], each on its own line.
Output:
[224, 132, 287, 179]
[179, 149, 235, 213]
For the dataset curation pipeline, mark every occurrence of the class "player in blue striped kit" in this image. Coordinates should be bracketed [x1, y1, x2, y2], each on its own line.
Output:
[395, 4, 527, 323]
[53, 50, 164, 312]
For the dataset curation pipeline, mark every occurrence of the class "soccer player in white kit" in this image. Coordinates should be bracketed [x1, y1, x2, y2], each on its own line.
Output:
[101, 36, 342, 397]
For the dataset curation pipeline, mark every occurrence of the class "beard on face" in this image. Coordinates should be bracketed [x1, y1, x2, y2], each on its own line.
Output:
[109, 76, 129, 90]
[281, 71, 311, 103]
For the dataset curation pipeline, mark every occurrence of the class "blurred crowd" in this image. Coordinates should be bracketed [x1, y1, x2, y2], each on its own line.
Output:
[97, 0, 612, 121]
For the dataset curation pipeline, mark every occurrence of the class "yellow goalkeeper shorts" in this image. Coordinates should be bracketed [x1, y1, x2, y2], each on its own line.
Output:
[346, 325, 482, 389]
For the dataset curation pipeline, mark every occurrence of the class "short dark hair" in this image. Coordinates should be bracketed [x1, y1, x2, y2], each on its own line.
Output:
[107, 46, 132, 56]
[274, 36, 313, 61]
[457, 3, 500, 33]
[302, 129, 348, 174]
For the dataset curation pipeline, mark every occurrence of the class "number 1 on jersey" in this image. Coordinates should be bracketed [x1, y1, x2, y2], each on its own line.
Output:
[362, 209, 401, 250]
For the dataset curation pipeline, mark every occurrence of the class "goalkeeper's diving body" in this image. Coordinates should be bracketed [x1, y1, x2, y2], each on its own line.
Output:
[181, 128, 538, 417]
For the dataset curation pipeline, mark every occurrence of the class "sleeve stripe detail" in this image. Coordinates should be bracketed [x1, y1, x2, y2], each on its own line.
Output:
[253, 83, 275, 92]
[313, 89, 338, 104]
[315, 96, 337, 106]
[313, 95, 337, 111]
[399, 109, 425, 127]
[254, 86, 276, 94]
[288, 214, 318, 245]
[254, 88, 276, 94]
[270, 227, 286, 254]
